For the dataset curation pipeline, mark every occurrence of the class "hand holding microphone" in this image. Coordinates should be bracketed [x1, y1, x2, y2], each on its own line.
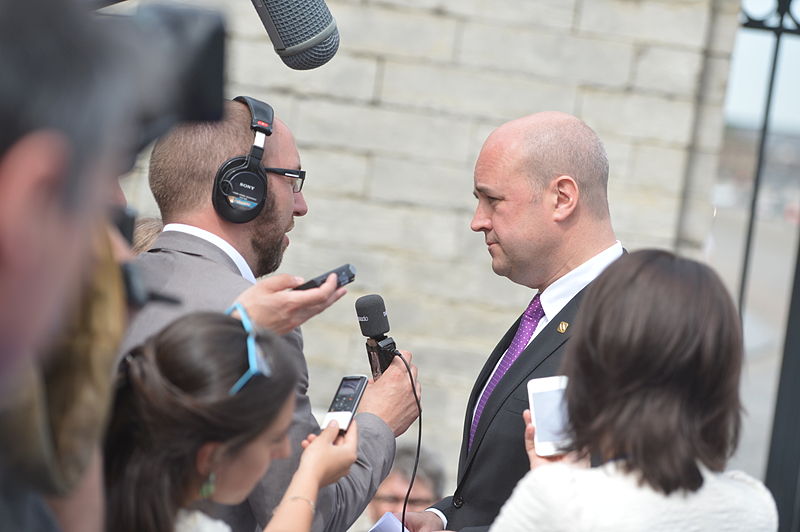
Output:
[355, 294, 425, 529]
[357, 351, 420, 437]
[356, 294, 398, 380]
[354, 294, 421, 437]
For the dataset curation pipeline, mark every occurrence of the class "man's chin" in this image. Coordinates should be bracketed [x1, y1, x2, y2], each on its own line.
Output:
[252, 242, 286, 278]
[490, 257, 509, 277]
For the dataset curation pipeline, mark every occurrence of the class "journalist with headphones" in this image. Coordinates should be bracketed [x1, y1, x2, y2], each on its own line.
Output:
[119, 96, 422, 532]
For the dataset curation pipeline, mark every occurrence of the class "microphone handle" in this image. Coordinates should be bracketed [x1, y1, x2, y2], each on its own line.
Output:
[365, 337, 397, 380]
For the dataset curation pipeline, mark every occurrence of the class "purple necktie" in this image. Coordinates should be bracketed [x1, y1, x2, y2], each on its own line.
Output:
[469, 294, 544, 449]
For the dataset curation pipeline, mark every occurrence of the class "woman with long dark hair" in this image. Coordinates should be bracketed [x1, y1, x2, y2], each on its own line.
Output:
[491, 250, 777, 531]
[104, 309, 357, 532]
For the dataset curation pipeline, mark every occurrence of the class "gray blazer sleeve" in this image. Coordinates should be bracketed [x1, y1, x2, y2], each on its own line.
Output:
[247, 329, 395, 532]
[317, 412, 395, 531]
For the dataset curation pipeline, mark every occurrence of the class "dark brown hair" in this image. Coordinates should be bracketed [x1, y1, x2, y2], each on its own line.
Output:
[103, 312, 299, 532]
[562, 249, 742, 494]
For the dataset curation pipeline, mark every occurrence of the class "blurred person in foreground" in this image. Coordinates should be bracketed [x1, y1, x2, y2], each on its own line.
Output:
[0, 0, 127, 392]
[122, 98, 421, 531]
[0, 0, 136, 530]
[403, 111, 620, 531]
[490, 250, 778, 531]
[366, 445, 444, 524]
[105, 311, 357, 532]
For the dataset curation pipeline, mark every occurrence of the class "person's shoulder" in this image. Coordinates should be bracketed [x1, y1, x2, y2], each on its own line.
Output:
[490, 465, 583, 532]
[516, 463, 594, 504]
[174, 509, 231, 532]
[523, 460, 648, 507]
[135, 241, 250, 291]
[527, 461, 606, 487]
[715, 470, 774, 499]
[716, 470, 778, 517]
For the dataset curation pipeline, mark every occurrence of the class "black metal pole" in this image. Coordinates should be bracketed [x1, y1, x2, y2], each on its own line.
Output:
[765, 231, 800, 532]
[738, 28, 783, 317]
[737, 2, 800, 529]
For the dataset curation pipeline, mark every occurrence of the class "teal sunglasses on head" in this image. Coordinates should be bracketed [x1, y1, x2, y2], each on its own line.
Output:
[226, 302, 271, 395]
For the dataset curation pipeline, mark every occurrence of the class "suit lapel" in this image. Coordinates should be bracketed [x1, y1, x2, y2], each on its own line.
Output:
[457, 317, 520, 474]
[458, 288, 588, 481]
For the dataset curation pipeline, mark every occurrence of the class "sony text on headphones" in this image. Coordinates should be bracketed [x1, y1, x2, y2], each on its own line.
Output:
[212, 96, 274, 224]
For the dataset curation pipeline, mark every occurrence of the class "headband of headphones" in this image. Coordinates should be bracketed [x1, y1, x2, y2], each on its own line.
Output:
[233, 95, 274, 163]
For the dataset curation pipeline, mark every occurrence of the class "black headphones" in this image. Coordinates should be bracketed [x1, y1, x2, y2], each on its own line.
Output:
[212, 96, 275, 224]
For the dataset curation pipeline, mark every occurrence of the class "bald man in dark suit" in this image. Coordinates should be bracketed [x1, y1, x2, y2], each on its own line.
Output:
[403, 112, 622, 532]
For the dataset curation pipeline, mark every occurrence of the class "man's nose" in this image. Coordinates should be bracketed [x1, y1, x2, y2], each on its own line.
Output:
[293, 191, 308, 216]
[470, 205, 489, 233]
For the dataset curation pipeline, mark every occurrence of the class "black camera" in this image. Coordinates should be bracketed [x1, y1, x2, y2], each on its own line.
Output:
[94, 2, 227, 170]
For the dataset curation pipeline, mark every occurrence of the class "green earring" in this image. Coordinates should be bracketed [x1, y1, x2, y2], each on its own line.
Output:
[200, 472, 216, 499]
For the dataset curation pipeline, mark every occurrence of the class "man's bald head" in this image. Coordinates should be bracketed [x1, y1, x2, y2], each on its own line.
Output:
[487, 111, 610, 219]
[149, 99, 286, 222]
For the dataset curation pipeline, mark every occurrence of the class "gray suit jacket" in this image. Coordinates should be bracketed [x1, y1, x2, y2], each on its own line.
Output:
[121, 231, 395, 532]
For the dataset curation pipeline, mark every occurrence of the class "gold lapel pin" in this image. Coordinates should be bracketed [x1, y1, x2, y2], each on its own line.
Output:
[557, 321, 569, 334]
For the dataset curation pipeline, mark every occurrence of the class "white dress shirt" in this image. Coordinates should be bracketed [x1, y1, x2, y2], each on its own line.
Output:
[472, 241, 623, 421]
[161, 223, 257, 284]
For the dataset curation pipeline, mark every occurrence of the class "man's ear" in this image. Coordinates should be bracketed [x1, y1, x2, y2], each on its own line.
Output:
[195, 441, 223, 477]
[0, 131, 70, 264]
[552, 175, 579, 222]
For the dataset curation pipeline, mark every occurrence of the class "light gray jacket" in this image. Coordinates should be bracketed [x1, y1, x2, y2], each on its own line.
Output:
[121, 231, 395, 532]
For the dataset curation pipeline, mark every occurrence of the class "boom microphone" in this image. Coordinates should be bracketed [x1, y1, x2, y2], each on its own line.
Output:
[249, 0, 340, 70]
[355, 295, 397, 379]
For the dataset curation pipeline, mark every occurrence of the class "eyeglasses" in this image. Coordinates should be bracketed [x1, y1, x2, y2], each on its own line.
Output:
[263, 167, 306, 193]
[372, 495, 436, 508]
[226, 302, 271, 395]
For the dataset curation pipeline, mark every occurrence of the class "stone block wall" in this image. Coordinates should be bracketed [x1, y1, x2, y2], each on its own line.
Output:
[122, 0, 741, 494]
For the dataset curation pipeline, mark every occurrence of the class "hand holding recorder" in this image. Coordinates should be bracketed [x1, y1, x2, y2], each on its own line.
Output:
[353, 294, 421, 437]
[266, 421, 358, 532]
[233, 269, 349, 334]
[298, 420, 358, 487]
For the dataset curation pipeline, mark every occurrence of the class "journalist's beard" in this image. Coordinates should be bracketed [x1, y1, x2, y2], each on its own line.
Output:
[249, 199, 291, 278]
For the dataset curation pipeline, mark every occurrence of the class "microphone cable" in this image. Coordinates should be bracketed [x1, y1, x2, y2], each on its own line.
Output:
[393, 349, 422, 532]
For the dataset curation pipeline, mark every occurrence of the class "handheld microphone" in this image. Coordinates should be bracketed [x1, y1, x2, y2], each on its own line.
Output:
[356, 294, 423, 530]
[355, 294, 397, 380]
[248, 0, 339, 70]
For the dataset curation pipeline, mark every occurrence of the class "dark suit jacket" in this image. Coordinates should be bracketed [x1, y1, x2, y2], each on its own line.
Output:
[121, 231, 395, 532]
[431, 289, 586, 532]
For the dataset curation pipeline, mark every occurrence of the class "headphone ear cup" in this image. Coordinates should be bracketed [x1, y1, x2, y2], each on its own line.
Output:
[212, 157, 267, 224]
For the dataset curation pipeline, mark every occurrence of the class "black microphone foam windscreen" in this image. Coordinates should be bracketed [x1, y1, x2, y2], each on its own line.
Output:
[249, 0, 340, 70]
[355, 294, 391, 338]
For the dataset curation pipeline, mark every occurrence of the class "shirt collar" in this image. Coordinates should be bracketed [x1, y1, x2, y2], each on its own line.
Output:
[538, 241, 623, 321]
[161, 223, 257, 284]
